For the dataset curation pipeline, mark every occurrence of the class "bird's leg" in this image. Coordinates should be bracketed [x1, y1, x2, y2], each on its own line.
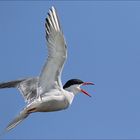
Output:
[27, 107, 37, 113]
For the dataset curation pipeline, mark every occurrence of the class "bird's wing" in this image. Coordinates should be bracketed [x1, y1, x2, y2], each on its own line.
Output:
[18, 77, 39, 103]
[38, 6, 67, 95]
[0, 77, 39, 103]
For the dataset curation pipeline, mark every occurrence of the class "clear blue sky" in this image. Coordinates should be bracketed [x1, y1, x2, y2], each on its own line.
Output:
[0, 1, 140, 139]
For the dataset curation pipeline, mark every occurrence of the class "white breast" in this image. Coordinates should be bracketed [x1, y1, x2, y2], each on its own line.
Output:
[37, 95, 69, 112]
[26, 89, 75, 113]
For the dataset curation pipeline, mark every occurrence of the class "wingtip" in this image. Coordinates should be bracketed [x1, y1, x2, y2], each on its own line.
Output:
[51, 6, 56, 11]
[46, 6, 61, 33]
[50, 6, 58, 17]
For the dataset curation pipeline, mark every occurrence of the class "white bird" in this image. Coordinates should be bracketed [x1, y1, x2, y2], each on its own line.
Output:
[0, 6, 94, 132]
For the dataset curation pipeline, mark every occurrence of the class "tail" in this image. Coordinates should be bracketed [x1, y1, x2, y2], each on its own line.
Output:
[6, 109, 29, 132]
[0, 79, 26, 89]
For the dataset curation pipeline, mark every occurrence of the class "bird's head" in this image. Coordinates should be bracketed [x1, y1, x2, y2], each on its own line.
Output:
[63, 79, 94, 97]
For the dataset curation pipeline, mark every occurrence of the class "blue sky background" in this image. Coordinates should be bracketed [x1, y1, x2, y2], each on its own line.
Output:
[0, 1, 140, 139]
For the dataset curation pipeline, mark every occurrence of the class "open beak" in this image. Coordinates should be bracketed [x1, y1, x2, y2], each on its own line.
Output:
[80, 82, 94, 97]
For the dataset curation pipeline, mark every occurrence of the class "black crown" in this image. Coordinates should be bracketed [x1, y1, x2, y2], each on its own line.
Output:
[63, 79, 84, 89]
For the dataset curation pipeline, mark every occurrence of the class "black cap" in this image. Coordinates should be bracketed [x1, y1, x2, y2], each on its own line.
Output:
[63, 79, 84, 89]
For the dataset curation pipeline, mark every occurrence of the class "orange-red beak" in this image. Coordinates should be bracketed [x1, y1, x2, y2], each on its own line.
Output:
[80, 82, 94, 97]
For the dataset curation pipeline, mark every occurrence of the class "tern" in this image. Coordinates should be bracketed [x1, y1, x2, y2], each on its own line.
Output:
[0, 6, 94, 132]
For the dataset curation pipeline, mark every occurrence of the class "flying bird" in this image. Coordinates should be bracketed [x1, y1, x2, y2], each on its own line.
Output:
[0, 6, 94, 132]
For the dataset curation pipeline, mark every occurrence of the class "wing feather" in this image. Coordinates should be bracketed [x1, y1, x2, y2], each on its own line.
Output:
[38, 6, 67, 94]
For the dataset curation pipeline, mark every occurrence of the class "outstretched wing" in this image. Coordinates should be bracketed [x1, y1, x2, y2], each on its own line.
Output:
[0, 78, 39, 103]
[38, 6, 67, 94]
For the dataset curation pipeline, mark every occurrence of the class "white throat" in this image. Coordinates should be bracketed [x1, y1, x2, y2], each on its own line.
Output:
[63, 85, 80, 105]
[64, 84, 80, 96]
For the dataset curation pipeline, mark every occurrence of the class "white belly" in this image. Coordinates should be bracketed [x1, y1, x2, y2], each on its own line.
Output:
[28, 95, 69, 112]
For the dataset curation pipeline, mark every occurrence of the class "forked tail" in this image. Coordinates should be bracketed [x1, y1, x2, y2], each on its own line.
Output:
[7, 109, 29, 131]
[0, 109, 29, 137]
[6, 109, 29, 132]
